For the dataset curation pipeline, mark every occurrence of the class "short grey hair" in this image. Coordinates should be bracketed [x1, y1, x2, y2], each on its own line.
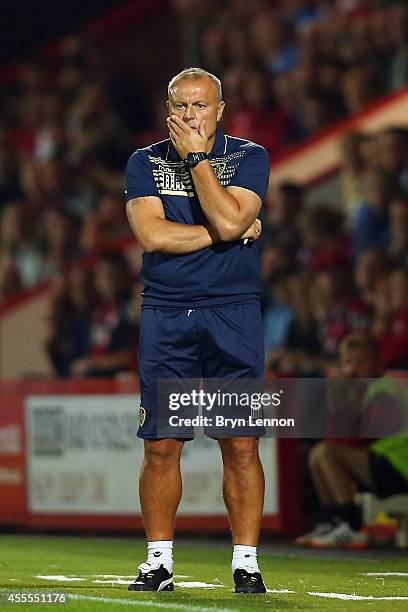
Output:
[168, 67, 223, 102]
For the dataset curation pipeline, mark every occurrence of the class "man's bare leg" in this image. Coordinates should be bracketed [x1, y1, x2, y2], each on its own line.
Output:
[308, 443, 340, 506]
[218, 437, 266, 592]
[218, 437, 264, 545]
[304, 441, 375, 541]
[128, 439, 183, 591]
[314, 441, 374, 505]
[296, 441, 374, 544]
[139, 438, 184, 540]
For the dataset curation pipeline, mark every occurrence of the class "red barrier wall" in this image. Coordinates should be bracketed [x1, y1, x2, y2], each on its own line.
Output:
[0, 378, 290, 533]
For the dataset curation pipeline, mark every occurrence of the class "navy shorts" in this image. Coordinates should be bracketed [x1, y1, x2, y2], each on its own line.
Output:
[138, 300, 264, 439]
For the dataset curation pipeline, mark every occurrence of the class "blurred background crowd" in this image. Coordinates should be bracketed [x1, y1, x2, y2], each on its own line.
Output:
[1, 0, 408, 377]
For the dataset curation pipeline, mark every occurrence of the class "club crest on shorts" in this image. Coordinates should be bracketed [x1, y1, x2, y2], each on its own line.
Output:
[139, 406, 147, 427]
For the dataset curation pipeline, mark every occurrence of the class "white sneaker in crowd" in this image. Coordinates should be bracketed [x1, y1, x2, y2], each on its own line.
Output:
[295, 522, 334, 546]
[309, 521, 369, 549]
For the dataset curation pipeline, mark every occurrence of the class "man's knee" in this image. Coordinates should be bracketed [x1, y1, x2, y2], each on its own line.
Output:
[220, 437, 259, 468]
[144, 439, 183, 470]
[308, 440, 331, 469]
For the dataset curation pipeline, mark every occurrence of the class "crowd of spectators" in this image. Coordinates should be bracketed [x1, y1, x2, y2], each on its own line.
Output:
[263, 124, 408, 375]
[0, 32, 152, 376]
[0, 32, 159, 295]
[1, 0, 408, 377]
[175, 0, 408, 155]
[45, 253, 142, 377]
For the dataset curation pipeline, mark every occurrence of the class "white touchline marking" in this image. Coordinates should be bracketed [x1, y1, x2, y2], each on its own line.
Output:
[173, 575, 190, 578]
[174, 581, 223, 588]
[94, 575, 136, 578]
[36, 575, 85, 582]
[93, 579, 134, 585]
[363, 572, 408, 577]
[309, 592, 408, 601]
[93, 578, 200, 586]
[69, 593, 237, 612]
[35, 574, 195, 586]
[267, 588, 295, 594]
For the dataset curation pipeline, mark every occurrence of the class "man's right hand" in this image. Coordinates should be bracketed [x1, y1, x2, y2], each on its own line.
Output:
[240, 219, 262, 242]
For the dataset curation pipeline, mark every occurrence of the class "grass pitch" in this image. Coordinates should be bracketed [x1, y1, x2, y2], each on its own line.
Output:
[0, 535, 407, 610]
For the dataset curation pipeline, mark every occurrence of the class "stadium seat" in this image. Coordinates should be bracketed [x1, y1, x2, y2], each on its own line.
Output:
[357, 492, 408, 549]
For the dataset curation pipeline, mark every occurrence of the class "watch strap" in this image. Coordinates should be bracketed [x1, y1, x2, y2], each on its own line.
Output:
[184, 152, 208, 168]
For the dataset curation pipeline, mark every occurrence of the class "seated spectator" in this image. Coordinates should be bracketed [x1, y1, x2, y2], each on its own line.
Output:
[69, 253, 138, 377]
[338, 131, 370, 222]
[45, 278, 79, 377]
[266, 270, 321, 375]
[261, 181, 304, 303]
[389, 268, 408, 313]
[134, 92, 168, 148]
[0, 200, 44, 288]
[261, 241, 293, 309]
[272, 71, 306, 143]
[45, 259, 141, 379]
[388, 195, 408, 267]
[250, 9, 299, 76]
[68, 267, 96, 315]
[298, 203, 351, 269]
[341, 66, 379, 115]
[45, 268, 97, 376]
[352, 171, 394, 261]
[300, 91, 342, 137]
[354, 246, 389, 308]
[295, 332, 408, 548]
[376, 126, 408, 192]
[224, 68, 290, 155]
[311, 267, 370, 360]
[265, 181, 304, 253]
[264, 274, 293, 353]
[80, 193, 130, 253]
[41, 209, 82, 278]
[388, 3, 408, 91]
[372, 268, 408, 369]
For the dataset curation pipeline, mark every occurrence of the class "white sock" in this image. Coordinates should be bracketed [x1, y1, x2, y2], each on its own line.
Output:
[147, 541, 173, 573]
[232, 544, 259, 573]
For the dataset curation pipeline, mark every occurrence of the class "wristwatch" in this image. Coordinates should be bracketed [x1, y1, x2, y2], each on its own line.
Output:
[183, 152, 208, 168]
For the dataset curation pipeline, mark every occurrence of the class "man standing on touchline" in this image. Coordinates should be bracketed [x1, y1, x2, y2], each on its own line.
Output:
[125, 67, 270, 594]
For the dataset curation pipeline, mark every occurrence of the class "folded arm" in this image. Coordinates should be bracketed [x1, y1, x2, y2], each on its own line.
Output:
[191, 162, 262, 241]
[126, 196, 220, 254]
[126, 196, 262, 254]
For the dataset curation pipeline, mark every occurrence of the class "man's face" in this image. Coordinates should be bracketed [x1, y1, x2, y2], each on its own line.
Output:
[167, 77, 224, 138]
[94, 262, 119, 301]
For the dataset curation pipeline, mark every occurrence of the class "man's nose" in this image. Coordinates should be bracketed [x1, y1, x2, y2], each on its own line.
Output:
[183, 105, 196, 121]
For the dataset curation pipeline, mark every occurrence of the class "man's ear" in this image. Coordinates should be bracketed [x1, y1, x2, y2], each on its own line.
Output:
[166, 100, 171, 114]
[217, 100, 225, 122]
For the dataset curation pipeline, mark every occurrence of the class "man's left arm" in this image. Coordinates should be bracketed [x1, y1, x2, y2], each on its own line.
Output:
[191, 152, 266, 241]
[168, 116, 270, 241]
